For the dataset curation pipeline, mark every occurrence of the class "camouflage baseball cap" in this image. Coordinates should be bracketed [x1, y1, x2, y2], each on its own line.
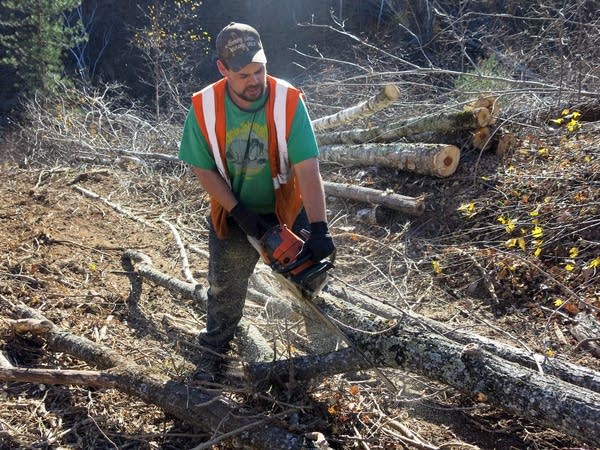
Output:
[216, 22, 267, 71]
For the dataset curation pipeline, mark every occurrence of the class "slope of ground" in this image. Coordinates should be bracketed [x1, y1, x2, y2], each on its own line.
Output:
[0, 120, 598, 449]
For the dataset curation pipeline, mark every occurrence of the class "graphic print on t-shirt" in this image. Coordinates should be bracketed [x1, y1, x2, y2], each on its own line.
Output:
[226, 121, 268, 179]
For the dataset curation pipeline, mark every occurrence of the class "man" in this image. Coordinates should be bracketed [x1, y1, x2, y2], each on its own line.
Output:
[178, 22, 335, 382]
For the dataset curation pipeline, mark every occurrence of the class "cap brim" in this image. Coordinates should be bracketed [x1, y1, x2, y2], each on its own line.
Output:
[228, 49, 267, 71]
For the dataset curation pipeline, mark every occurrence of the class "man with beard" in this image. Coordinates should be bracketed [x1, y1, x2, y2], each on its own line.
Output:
[179, 23, 335, 383]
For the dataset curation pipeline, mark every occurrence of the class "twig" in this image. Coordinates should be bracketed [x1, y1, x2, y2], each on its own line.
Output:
[161, 219, 196, 283]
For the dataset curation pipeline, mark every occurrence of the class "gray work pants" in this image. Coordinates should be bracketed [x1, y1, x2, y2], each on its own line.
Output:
[200, 211, 309, 355]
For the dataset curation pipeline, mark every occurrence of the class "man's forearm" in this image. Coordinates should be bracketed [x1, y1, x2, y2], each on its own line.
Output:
[293, 157, 327, 223]
[191, 167, 238, 212]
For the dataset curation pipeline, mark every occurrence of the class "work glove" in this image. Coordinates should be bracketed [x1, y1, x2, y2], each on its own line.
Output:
[230, 203, 267, 239]
[302, 221, 335, 262]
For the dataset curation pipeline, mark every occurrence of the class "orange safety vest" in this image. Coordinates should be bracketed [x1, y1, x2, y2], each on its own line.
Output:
[191, 75, 304, 239]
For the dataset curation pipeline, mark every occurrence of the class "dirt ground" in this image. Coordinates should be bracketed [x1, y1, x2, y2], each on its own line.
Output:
[0, 127, 598, 449]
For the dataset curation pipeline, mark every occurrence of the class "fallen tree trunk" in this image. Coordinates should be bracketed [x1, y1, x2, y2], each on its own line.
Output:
[120, 252, 600, 446]
[311, 293, 600, 447]
[324, 285, 600, 394]
[312, 84, 400, 131]
[323, 181, 425, 215]
[1, 301, 316, 450]
[315, 108, 490, 146]
[319, 142, 460, 177]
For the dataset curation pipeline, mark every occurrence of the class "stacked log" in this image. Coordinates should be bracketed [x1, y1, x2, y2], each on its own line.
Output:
[314, 92, 513, 177]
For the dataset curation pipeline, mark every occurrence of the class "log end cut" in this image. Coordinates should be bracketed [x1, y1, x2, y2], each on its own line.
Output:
[382, 84, 401, 101]
[434, 145, 461, 177]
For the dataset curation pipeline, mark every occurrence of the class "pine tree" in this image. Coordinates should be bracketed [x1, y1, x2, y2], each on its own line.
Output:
[0, 0, 85, 95]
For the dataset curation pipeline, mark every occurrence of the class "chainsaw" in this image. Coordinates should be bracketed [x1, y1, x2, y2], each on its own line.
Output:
[249, 224, 397, 392]
[250, 223, 334, 299]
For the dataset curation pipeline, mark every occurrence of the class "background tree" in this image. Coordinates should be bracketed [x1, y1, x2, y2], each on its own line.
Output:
[0, 0, 85, 96]
[133, 0, 211, 121]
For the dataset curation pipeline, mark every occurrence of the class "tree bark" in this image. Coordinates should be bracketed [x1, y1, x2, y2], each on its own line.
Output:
[324, 285, 600, 394]
[2, 301, 315, 450]
[323, 181, 425, 215]
[312, 84, 400, 131]
[310, 293, 600, 447]
[315, 108, 490, 146]
[319, 142, 460, 178]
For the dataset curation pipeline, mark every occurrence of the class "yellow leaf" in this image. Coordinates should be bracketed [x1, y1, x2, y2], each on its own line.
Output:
[505, 218, 516, 233]
[565, 263, 575, 272]
[586, 257, 600, 269]
[561, 108, 570, 116]
[517, 238, 526, 251]
[534, 247, 542, 257]
[551, 118, 564, 125]
[328, 405, 336, 414]
[505, 238, 517, 249]
[532, 226, 543, 238]
[569, 247, 579, 258]
[529, 206, 541, 217]
[432, 260, 442, 275]
[458, 201, 476, 217]
[572, 111, 581, 119]
[554, 298, 564, 307]
[88, 263, 97, 271]
[545, 348, 556, 358]
[497, 215, 507, 224]
[537, 147, 549, 157]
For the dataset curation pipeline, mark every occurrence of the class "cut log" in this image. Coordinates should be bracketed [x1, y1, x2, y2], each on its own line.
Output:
[311, 293, 600, 448]
[324, 285, 600, 394]
[312, 84, 400, 131]
[465, 96, 500, 125]
[315, 108, 490, 146]
[470, 126, 492, 151]
[323, 181, 425, 215]
[319, 142, 460, 178]
[493, 127, 517, 157]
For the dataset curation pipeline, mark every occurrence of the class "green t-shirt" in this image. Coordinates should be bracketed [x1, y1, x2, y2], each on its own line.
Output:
[179, 86, 319, 214]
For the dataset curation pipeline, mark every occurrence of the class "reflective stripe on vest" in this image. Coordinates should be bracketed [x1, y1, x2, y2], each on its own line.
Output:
[197, 83, 230, 187]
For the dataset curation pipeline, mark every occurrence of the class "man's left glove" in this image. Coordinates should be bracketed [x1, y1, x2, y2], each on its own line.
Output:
[302, 221, 335, 262]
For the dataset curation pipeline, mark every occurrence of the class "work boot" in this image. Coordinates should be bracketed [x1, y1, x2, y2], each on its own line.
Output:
[191, 353, 223, 384]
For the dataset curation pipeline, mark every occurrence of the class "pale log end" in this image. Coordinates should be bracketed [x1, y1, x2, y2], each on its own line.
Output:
[434, 145, 461, 177]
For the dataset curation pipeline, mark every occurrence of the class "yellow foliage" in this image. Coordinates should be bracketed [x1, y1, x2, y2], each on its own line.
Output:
[586, 257, 600, 269]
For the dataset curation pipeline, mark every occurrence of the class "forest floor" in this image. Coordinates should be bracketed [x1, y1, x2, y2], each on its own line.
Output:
[0, 120, 599, 449]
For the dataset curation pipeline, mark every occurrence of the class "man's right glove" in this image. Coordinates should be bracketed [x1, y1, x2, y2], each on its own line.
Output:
[302, 221, 335, 262]
[230, 203, 266, 239]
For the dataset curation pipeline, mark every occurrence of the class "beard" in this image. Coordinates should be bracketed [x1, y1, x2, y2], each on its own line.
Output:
[234, 82, 265, 103]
